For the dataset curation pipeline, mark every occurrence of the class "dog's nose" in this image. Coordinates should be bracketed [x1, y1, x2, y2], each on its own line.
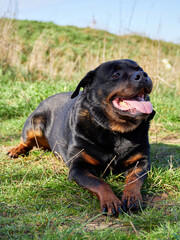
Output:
[132, 71, 149, 81]
[131, 71, 153, 93]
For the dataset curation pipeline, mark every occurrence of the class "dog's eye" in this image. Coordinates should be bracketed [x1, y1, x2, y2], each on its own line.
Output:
[113, 73, 120, 79]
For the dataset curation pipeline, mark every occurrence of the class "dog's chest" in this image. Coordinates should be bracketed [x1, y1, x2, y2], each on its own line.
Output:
[113, 136, 139, 159]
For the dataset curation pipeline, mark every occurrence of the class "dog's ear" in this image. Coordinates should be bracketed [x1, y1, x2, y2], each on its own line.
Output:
[71, 70, 95, 99]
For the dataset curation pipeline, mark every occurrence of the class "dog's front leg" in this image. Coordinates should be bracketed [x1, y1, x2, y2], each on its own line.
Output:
[68, 151, 122, 215]
[121, 159, 149, 212]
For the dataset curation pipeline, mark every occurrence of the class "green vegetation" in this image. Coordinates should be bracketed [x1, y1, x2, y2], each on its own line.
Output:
[0, 18, 180, 239]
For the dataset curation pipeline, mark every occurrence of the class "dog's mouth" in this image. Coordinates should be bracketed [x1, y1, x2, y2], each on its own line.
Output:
[111, 90, 153, 115]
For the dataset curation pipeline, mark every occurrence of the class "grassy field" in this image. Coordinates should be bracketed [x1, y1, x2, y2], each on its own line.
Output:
[0, 18, 180, 239]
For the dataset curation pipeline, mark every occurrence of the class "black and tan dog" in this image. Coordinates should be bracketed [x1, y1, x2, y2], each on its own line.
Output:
[8, 59, 155, 215]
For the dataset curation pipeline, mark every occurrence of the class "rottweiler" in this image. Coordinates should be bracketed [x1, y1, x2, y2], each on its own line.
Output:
[8, 59, 155, 215]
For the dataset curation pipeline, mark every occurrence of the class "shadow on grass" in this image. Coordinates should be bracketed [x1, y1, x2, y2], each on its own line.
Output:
[151, 142, 180, 167]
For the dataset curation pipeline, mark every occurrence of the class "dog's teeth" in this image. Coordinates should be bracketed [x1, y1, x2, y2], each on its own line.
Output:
[120, 101, 128, 107]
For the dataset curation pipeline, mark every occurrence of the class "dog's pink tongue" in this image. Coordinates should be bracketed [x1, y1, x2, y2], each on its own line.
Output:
[113, 97, 153, 114]
[123, 98, 153, 114]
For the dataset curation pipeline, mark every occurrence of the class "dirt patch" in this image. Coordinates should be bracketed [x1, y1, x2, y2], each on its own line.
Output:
[150, 133, 180, 144]
[144, 192, 169, 207]
[84, 216, 125, 230]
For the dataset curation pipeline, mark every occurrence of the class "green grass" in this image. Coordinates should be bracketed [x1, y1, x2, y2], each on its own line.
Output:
[0, 148, 180, 239]
[0, 19, 180, 239]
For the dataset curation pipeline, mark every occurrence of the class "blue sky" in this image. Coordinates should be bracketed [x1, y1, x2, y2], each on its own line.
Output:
[0, 0, 180, 43]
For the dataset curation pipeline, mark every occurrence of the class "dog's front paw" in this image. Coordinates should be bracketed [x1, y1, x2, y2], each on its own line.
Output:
[121, 189, 142, 212]
[7, 144, 29, 158]
[100, 194, 122, 216]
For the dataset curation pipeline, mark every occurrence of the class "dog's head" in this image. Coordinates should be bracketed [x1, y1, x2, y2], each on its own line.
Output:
[71, 59, 155, 133]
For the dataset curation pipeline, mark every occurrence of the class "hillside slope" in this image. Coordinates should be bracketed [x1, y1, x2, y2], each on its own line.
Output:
[0, 18, 179, 84]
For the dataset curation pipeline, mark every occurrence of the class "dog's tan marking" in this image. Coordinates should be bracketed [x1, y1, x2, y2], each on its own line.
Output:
[82, 151, 100, 166]
[124, 153, 144, 167]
